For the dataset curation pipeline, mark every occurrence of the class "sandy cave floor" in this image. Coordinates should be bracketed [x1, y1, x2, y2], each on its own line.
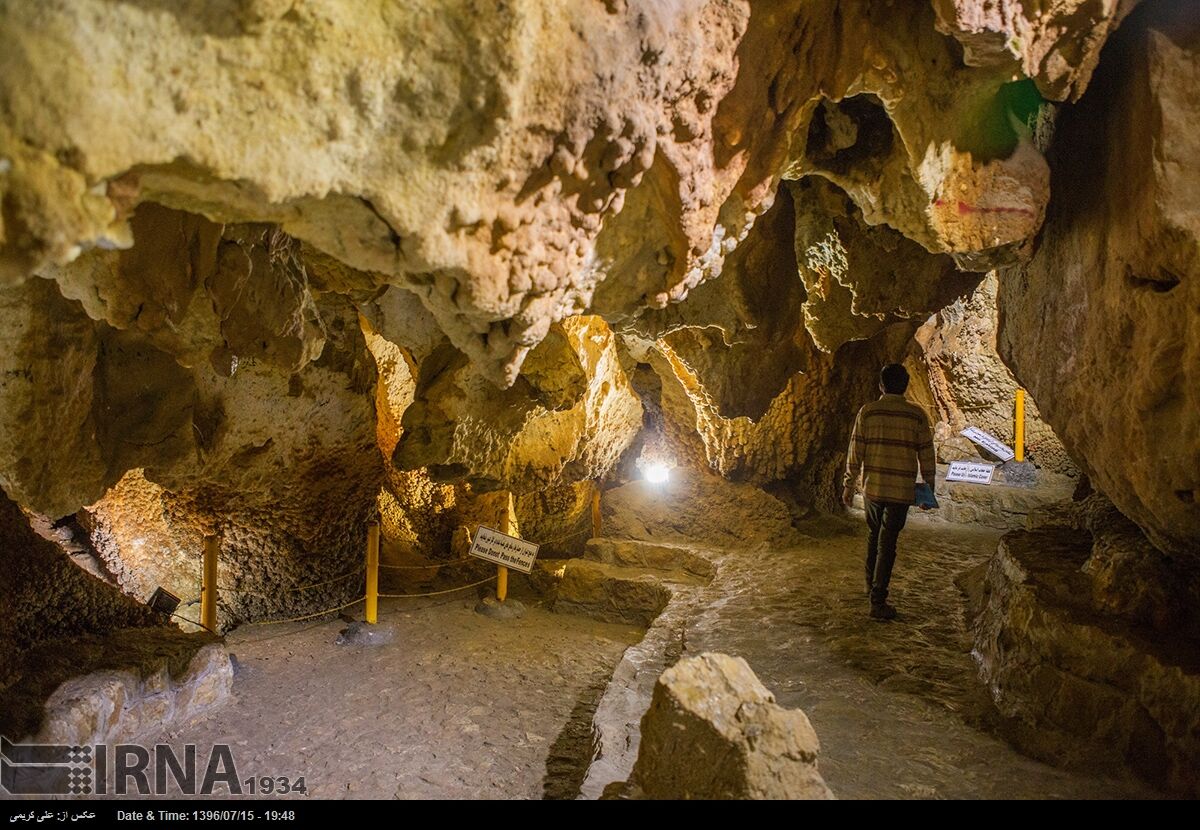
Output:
[137, 591, 641, 800]
[121, 515, 1160, 801]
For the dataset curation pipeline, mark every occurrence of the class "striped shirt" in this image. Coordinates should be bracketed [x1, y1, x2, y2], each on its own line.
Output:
[844, 394, 936, 505]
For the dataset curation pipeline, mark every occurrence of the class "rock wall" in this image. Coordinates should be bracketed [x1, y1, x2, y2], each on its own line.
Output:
[915, 272, 1076, 475]
[790, 177, 979, 353]
[973, 526, 1200, 795]
[394, 315, 642, 492]
[997, 0, 1200, 558]
[621, 180, 949, 512]
[19, 638, 232, 749]
[0, 493, 161, 688]
[644, 323, 920, 511]
[0, 217, 388, 628]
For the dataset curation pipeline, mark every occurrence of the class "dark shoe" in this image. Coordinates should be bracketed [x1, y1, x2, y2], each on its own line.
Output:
[870, 603, 897, 621]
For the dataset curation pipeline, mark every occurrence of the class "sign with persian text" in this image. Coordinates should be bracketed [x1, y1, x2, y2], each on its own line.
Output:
[468, 526, 539, 574]
[960, 427, 1015, 462]
[945, 460, 996, 484]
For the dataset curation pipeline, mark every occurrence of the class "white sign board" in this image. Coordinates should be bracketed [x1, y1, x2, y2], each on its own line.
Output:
[945, 460, 996, 484]
[961, 427, 1015, 462]
[468, 526, 539, 574]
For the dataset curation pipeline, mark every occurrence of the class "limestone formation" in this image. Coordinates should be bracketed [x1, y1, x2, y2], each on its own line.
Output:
[625, 185, 809, 422]
[644, 321, 919, 509]
[973, 528, 1200, 796]
[394, 316, 642, 492]
[791, 177, 978, 353]
[998, 1, 1200, 559]
[555, 536, 715, 627]
[931, 0, 1137, 101]
[29, 641, 232, 746]
[599, 472, 798, 549]
[0, 493, 161, 687]
[914, 273, 1075, 475]
[0, 0, 1098, 389]
[620, 652, 834, 800]
[555, 559, 673, 628]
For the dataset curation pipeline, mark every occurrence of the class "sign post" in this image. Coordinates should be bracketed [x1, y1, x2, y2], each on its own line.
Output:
[365, 522, 380, 624]
[468, 527, 540, 588]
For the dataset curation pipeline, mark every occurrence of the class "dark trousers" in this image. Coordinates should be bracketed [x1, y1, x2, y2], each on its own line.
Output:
[865, 499, 910, 605]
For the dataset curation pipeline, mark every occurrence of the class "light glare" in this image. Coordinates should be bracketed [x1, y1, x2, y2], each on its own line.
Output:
[645, 463, 670, 484]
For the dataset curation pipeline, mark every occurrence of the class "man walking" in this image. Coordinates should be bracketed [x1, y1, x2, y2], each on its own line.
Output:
[842, 364, 936, 621]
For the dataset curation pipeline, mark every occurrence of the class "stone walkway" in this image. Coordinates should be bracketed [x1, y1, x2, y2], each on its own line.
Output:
[600, 514, 1160, 798]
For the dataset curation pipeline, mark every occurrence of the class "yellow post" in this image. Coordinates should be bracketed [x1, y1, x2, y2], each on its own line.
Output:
[496, 566, 508, 603]
[1015, 387, 1026, 462]
[366, 522, 380, 624]
[201, 535, 219, 633]
[495, 491, 518, 603]
[591, 484, 602, 539]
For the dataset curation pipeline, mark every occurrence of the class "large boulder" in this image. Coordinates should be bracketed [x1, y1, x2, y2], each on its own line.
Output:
[619, 652, 834, 799]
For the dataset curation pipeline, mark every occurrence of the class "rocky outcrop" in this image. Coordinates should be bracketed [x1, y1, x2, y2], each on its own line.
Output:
[791, 177, 978, 353]
[27, 641, 231, 747]
[931, 0, 1137, 101]
[0, 626, 229, 750]
[914, 273, 1075, 475]
[0, 494, 161, 688]
[600, 472, 798, 549]
[997, 1, 1200, 558]
[555, 560, 674, 628]
[394, 316, 642, 491]
[0, 0, 1108, 389]
[1025, 493, 1200, 640]
[554, 536, 715, 627]
[973, 527, 1200, 796]
[583, 538, 717, 583]
[617, 652, 834, 799]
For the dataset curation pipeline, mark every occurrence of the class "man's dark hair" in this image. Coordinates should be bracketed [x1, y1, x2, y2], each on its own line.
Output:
[880, 363, 909, 394]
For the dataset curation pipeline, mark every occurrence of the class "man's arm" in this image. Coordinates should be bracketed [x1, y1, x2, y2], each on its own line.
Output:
[916, 411, 936, 485]
[842, 408, 865, 506]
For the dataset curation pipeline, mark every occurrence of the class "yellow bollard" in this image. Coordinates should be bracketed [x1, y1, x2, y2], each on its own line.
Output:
[1015, 388, 1026, 463]
[496, 565, 508, 603]
[494, 491, 518, 603]
[366, 522, 380, 624]
[591, 484, 602, 539]
[201, 535, 219, 633]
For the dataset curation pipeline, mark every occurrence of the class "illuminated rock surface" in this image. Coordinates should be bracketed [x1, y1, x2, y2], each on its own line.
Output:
[618, 652, 834, 800]
[0, 0, 1195, 802]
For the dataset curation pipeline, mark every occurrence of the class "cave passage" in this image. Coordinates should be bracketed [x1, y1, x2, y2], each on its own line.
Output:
[1, 0, 1198, 805]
